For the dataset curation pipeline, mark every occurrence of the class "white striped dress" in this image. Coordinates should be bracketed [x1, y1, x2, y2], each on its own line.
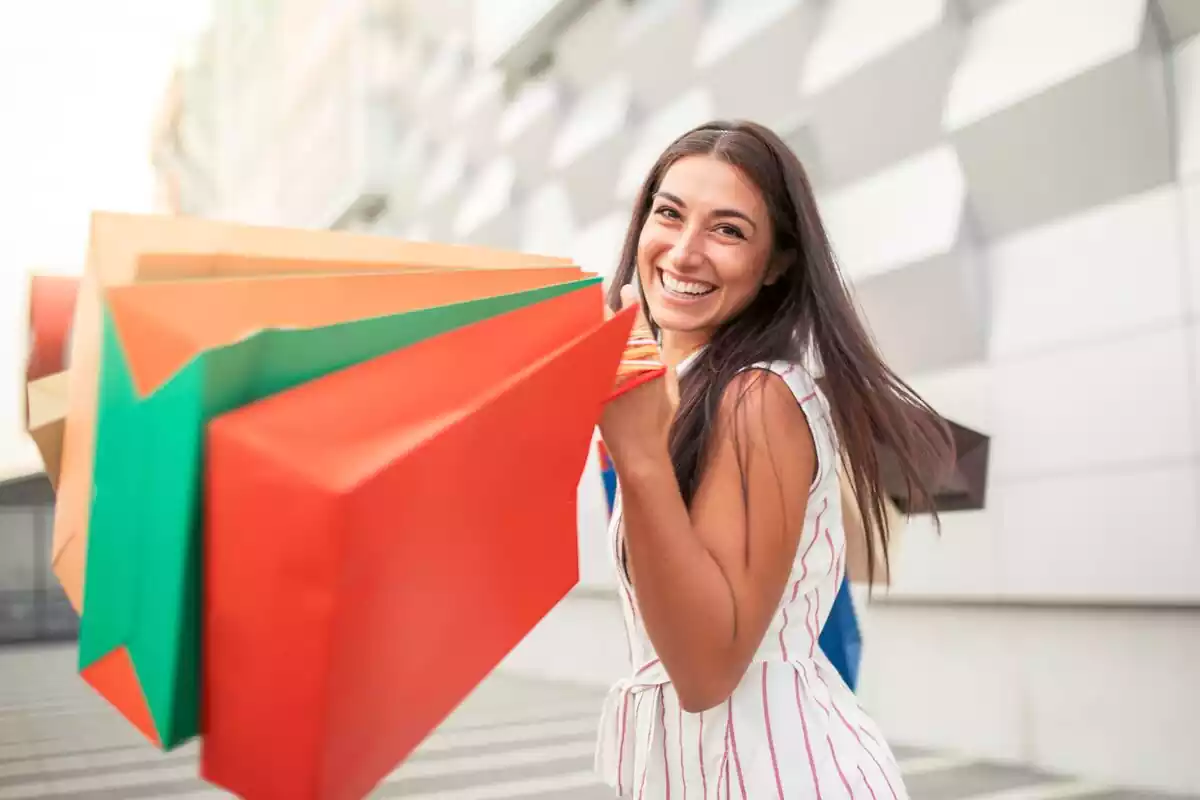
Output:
[595, 360, 909, 799]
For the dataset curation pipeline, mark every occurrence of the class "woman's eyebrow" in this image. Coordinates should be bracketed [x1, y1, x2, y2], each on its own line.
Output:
[654, 191, 758, 231]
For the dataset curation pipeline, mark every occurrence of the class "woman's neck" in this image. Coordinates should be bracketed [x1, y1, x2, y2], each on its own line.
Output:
[660, 330, 710, 371]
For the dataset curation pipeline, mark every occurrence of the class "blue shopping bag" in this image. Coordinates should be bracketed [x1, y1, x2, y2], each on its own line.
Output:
[819, 580, 862, 691]
[599, 440, 618, 516]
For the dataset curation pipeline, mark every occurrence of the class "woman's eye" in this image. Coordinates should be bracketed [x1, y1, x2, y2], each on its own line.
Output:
[654, 205, 681, 221]
[716, 224, 745, 240]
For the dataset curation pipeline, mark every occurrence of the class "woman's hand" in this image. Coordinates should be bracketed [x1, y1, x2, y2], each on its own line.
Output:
[600, 285, 678, 472]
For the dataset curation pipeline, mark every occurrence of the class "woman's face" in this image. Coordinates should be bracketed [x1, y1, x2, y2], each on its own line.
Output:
[636, 155, 776, 348]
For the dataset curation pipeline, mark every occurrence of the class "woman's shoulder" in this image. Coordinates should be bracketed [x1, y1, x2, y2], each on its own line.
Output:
[724, 360, 830, 444]
[736, 359, 838, 488]
[739, 359, 821, 405]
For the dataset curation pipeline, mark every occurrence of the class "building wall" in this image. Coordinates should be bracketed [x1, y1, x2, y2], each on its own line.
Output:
[0, 501, 76, 644]
[190, 0, 1200, 792]
[450, 1, 1200, 794]
[203, 0, 408, 229]
[210, 0, 283, 225]
[855, 600, 1200, 795]
[150, 70, 185, 214]
[150, 28, 219, 217]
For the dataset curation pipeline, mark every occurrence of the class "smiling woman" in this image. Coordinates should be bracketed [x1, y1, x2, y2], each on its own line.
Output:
[639, 158, 776, 351]
[594, 121, 954, 799]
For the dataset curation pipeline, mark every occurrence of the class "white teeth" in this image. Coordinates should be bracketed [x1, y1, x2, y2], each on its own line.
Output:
[661, 272, 715, 296]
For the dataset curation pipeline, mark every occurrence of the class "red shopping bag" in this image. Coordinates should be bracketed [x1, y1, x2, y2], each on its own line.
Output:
[201, 284, 636, 800]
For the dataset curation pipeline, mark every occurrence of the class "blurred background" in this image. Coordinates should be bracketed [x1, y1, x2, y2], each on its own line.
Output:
[1, 0, 1199, 797]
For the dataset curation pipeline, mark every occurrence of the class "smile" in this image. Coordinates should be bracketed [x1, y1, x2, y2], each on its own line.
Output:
[658, 269, 716, 298]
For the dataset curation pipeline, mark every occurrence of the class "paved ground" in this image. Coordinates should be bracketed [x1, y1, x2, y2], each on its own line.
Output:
[0, 644, 1191, 799]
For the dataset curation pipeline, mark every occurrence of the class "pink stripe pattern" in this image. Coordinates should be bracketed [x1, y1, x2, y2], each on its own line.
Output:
[761, 663, 786, 799]
[727, 699, 747, 799]
[793, 669, 824, 799]
[677, 704, 687, 800]
[660, 694, 671, 800]
[828, 735, 856, 798]
[858, 765, 879, 800]
[617, 692, 630, 796]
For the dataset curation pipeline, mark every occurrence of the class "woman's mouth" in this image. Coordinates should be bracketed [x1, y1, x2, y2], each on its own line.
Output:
[658, 269, 716, 300]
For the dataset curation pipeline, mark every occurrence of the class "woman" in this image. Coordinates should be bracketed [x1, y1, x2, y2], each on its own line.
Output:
[595, 121, 952, 799]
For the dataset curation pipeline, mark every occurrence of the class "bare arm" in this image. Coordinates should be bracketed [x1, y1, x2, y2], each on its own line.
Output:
[611, 369, 816, 712]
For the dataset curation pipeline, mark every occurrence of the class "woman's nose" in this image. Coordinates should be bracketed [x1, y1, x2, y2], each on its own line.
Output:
[662, 228, 703, 272]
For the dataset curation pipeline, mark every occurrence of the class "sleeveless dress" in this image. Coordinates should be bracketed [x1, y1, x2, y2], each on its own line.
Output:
[594, 360, 909, 799]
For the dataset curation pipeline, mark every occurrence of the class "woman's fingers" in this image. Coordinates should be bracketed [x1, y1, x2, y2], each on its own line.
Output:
[618, 283, 656, 341]
[620, 284, 638, 310]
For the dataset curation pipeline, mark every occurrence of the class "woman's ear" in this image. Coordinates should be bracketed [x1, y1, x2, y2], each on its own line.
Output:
[763, 250, 795, 287]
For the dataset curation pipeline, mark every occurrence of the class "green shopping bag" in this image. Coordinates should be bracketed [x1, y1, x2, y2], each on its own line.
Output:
[78, 269, 597, 749]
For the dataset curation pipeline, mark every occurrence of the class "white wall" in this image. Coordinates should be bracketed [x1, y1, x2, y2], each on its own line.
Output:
[856, 601, 1200, 795]
[0, 509, 38, 592]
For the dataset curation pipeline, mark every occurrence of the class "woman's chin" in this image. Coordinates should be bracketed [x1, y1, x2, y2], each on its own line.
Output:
[652, 312, 713, 340]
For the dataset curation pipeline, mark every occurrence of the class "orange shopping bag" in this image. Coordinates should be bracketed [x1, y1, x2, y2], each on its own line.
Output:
[201, 285, 636, 800]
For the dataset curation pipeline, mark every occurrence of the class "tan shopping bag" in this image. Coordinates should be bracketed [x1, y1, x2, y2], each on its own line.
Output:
[839, 465, 906, 586]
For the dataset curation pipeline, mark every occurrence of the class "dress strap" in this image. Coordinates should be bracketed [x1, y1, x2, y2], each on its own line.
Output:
[744, 360, 838, 493]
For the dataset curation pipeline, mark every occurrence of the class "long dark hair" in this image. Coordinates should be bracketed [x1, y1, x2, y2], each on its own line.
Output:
[607, 120, 954, 584]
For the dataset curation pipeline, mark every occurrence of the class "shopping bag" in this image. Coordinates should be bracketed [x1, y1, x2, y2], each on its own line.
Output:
[598, 439, 618, 516]
[818, 580, 863, 691]
[52, 211, 570, 745]
[25, 372, 70, 490]
[880, 417, 989, 513]
[200, 284, 634, 800]
[840, 466, 906, 586]
[597, 327, 665, 513]
[55, 211, 572, 616]
[79, 268, 592, 749]
[843, 416, 989, 586]
[23, 275, 79, 487]
[25, 274, 78, 381]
